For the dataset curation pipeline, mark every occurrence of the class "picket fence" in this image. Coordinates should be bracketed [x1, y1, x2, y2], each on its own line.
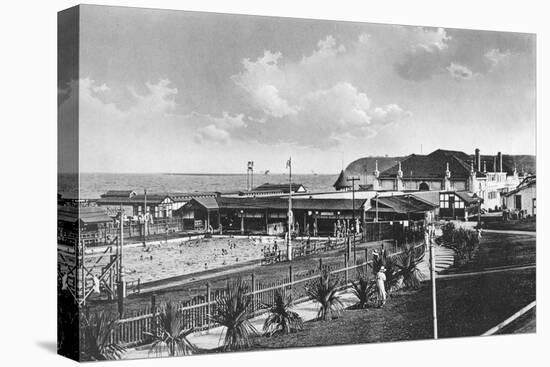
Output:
[107, 242, 425, 347]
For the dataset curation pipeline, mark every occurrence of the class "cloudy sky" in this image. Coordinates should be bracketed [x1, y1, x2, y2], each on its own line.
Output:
[58, 5, 535, 174]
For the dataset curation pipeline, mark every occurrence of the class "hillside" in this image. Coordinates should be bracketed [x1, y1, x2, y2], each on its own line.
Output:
[502, 155, 536, 175]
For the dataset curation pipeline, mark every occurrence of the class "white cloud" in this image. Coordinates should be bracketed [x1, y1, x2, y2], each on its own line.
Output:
[231, 36, 411, 147]
[194, 124, 231, 144]
[415, 27, 451, 52]
[232, 51, 299, 118]
[485, 48, 512, 70]
[92, 83, 110, 92]
[300, 35, 346, 65]
[446, 62, 475, 80]
[371, 104, 413, 124]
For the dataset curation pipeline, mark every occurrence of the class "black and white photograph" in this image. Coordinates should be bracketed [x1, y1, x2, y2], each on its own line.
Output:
[55, 3, 540, 362]
[4, 1, 548, 366]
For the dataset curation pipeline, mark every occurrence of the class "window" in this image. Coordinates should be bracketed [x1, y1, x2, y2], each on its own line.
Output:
[138, 205, 142, 215]
[440, 193, 450, 208]
[515, 195, 522, 210]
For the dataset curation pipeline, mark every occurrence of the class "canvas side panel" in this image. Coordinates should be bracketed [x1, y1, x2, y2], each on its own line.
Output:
[57, 5, 81, 362]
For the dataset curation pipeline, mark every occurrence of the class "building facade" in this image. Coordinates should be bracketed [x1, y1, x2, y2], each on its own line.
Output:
[373, 148, 525, 210]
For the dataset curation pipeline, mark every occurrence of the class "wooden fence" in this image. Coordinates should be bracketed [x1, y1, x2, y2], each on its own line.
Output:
[106, 241, 425, 347]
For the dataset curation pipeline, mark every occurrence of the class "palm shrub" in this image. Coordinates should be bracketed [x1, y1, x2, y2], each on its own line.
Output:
[210, 279, 257, 351]
[262, 290, 304, 336]
[80, 311, 126, 361]
[370, 251, 401, 294]
[306, 269, 344, 320]
[144, 302, 196, 357]
[394, 245, 425, 289]
[351, 272, 377, 309]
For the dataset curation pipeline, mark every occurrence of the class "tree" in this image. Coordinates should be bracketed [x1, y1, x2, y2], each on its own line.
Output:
[263, 290, 304, 336]
[144, 302, 196, 357]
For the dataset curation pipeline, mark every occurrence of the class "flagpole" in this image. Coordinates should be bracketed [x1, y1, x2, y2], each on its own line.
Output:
[287, 156, 293, 261]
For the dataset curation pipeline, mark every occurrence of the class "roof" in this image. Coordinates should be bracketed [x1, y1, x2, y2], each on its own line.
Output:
[379, 149, 472, 180]
[503, 175, 536, 197]
[168, 192, 218, 201]
[96, 194, 173, 205]
[367, 195, 438, 214]
[410, 191, 440, 206]
[333, 170, 352, 190]
[181, 197, 220, 211]
[453, 191, 482, 204]
[216, 196, 366, 212]
[101, 190, 136, 198]
[253, 183, 306, 193]
[58, 206, 113, 224]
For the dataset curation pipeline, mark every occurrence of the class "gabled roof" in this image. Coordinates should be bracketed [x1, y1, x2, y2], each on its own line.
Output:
[503, 175, 536, 197]
[379, 149, 473, 180]
[253, 183, 306, 193]
[333, 170, 352, 190]
[58, 205, 113, 224]
[97, 194, 173, 205]
[182, 197, 220, 211]
[168, 192, 218, 201]
[453, 191, 482, 204]
[101, 190, 136, 198]
[367, 194, 438, 214]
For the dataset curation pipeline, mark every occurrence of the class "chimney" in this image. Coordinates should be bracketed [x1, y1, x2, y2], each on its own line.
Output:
[475, 148, 480, 171]
[497, 152, 503, 172]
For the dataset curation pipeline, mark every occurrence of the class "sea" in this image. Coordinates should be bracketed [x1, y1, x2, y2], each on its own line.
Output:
[59, 173, 339, 199]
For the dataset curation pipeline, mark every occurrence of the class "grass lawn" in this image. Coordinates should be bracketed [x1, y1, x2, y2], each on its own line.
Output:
[252, 286, 434, 350]
[250, 230, 536, 349]
[444, 231, 535, 272]
[482, 219, 536, 232]
[437, 269, 535, 337]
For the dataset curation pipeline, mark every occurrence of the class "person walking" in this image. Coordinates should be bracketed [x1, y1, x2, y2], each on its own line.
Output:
[376, 266, 387, 308]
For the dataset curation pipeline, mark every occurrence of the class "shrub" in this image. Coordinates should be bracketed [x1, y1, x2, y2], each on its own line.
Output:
[210, 279, 257, 351]
[144, 302, 195, 357]
[80, 311, 126, 361]
[394, 245, 425, 289]
[263, 290, 303, 336]
[439, 223, 479, 265]
[351, 271, 377, 308]
[306, 269, 343, 321]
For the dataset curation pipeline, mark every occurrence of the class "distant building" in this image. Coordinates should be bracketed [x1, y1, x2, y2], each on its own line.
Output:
[373, 148, 525, 210]
[333, 170, 352, 191]
[246, 183, 307, 196]
[503, 175, 536, 216]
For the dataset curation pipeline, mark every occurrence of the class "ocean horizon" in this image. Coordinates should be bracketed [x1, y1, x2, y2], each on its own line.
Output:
[59, 172, 340, 199]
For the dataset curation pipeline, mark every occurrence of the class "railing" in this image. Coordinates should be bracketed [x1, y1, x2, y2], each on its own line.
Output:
[107, 241, 426, 347]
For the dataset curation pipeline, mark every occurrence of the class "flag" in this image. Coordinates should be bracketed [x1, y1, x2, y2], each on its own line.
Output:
[286, 157, 291, 168]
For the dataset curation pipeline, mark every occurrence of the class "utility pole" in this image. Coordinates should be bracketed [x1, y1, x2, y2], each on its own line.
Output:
[347, 176, 360, 262]
[286, 157, 293, 261]
[428, 227, 438, 339]
[144, 188, 148, 240]
[118, 204, 125, 317]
